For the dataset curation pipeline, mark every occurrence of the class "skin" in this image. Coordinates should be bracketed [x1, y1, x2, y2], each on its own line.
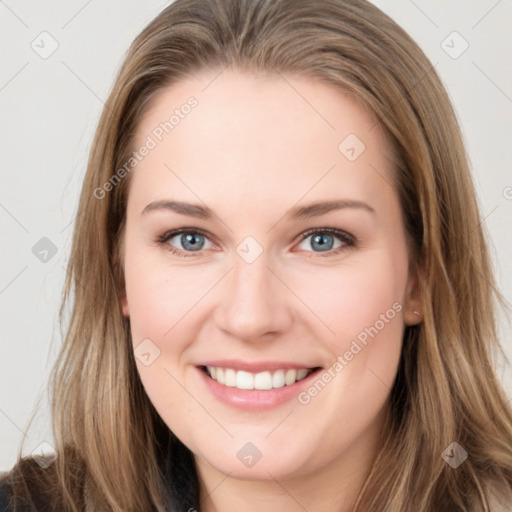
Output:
[120, 69, 422, 512]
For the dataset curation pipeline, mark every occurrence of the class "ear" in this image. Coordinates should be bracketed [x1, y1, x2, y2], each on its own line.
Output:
[403, 262, 423, 326]
[115, 232, 129, 317]
[121, 294, 130, 317]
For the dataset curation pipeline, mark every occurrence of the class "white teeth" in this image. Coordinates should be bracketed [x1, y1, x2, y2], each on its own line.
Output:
[224, 368, 236, 387]
[206, 366, 313, 390]
[236, 370, 254, 390]
[285, 369, 297, 386]
[272, 369, 285, 388]
[296, 368, 308, 380]
[254, 371, 272, 390]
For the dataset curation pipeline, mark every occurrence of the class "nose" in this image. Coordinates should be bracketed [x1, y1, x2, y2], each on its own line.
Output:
[214, 253, 293, 343]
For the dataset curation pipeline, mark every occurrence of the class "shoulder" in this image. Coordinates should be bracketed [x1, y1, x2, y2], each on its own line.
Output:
[0, 480, 12, 511]
[0, 455, 63, 511]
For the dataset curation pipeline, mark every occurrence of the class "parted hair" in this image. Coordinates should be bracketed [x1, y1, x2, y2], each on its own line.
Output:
[2, 0, 512, 510]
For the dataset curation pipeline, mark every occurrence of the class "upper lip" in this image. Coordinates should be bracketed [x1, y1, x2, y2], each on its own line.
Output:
[197, 359, 322, 373]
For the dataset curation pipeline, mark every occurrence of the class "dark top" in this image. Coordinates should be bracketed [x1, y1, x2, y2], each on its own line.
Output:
[0, 482, 10, 511]
[0, 436, 200, 511]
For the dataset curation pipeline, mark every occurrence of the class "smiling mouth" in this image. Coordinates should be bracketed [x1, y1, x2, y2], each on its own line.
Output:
[200, 365, 321, 391]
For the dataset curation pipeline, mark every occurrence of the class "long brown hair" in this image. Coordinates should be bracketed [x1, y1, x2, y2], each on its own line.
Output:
[2, 0, 512, 510]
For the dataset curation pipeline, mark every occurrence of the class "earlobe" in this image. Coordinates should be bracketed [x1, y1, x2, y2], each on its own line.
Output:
[404, 305, 422, 326]
[404, 299, 423, 326]
[404, 264, 423, 326]
[121, 295, 130, 317]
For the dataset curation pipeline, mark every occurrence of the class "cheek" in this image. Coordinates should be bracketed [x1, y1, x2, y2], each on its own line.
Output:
[290, 257, 405, 459]
[290, 251, 406, 425]
[124, 249, 210, 343]
[124, 258, 206, 418]
[291, 253, 406, 350]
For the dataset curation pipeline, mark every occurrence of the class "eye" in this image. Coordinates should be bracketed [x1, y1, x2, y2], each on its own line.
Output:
[157, 228, 214, 258]
[156, 227, 355, 258]
[295, 228, 355, 257]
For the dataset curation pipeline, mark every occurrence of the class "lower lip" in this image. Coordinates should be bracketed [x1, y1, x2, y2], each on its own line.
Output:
[196, 366, 321, 410]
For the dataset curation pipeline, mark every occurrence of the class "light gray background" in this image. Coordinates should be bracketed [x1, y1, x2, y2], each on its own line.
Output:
[1, 0, 511, 471]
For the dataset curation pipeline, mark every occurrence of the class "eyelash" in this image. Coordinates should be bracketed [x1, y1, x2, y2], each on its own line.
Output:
[155, 227, 356, 259]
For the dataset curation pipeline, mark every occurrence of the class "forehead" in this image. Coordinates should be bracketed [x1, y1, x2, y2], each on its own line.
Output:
[127, 69, 396, 217]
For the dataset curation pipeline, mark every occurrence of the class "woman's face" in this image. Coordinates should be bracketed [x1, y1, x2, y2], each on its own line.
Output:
[120, 69, 421, 482]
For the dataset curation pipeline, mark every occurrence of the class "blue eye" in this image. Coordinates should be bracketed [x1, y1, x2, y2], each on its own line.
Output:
[296, 228, 355, 257]
[156, 227, 355, 258]
[158, 229, 213, 257]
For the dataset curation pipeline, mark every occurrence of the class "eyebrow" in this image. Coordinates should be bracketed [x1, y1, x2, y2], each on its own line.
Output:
[141, 199, 375, 220]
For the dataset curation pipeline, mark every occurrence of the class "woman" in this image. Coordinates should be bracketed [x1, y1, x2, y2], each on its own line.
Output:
[1, 0, 511, 510]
